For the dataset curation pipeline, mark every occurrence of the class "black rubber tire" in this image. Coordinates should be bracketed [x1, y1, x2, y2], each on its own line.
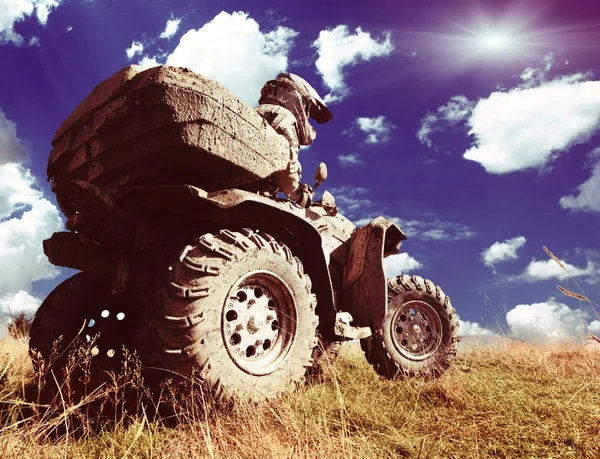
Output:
[29, 273, 140, 385]
[307, 338, 343, 378]
[137, 229, 319, 403]
[361, 275, 459, 379]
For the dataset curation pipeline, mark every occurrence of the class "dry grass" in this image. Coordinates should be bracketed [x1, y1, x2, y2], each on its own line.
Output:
[0, 336, 598, 459]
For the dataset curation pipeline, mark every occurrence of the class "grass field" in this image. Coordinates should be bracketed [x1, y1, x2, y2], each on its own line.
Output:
[0, 334, 598, 459]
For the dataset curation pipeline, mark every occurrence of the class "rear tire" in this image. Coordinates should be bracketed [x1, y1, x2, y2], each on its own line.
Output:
[361, 275, 459, 379]
[29, 273, 140, 385]
[137, 229, 319, 403]
[307, 338, 343, 378]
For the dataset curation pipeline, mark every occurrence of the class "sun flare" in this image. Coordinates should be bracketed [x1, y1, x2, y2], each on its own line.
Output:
[482, 34, 510, 49]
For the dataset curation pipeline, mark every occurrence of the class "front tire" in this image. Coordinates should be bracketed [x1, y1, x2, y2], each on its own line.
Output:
[361, 275, 459, 379]
[138, 229, 319, 403]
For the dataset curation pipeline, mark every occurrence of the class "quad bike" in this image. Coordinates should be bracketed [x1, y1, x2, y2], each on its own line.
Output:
[30, 65, 460, 402]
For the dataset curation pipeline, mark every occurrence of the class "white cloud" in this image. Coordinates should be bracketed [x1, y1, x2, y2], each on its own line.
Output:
[519, 53, 555, 88]
[520, 67, 536, 82]
[126, 41, 144, 60]
[457, 315, 496, 336]
[0, 110, 64, 323]
[559, 161, 600, 214]
[0, 0, 64, 45]
[338, 153, 364, 167]
[394, 217, 475, 242]
[408, 221, 475, 241]
[32, 0, 60, 24]
[464, 74, 600, 174]
[589, 320, 600, 335]
[417, 95, 475, 148]
[384, 252, 421, 277]
[159, 11, 298, 105]
[138, 55, 161, 68]
[1, 290, 41, 322]
[419, 53, 600, 174]
[312, 25, 393, 102]
[506, 298, 595, 345]
[0, 163, 64, 294]
[356, 116, 396, 145]
[514, 258, 598, 283]
[0, 163, 41, 218]
[0, 109, 28, 164]
[543, 53, 553, 72]
[159, 17, 181, 40]
[341, 191, 474, 242]
[481, 236, 527, 270]
[328, 186, 373, 218]
[354, 215, 475, 241]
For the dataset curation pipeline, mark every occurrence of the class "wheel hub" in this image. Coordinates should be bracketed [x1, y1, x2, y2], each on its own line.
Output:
[390, 300, 443, 361]
[84, 306, 133, 362]
[248, 312, 267, 331]
[222, 271, 297, 375]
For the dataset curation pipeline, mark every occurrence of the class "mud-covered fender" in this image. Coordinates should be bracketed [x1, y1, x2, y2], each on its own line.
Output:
[118, 185, 338, 335]
[342, 217, 407, 329]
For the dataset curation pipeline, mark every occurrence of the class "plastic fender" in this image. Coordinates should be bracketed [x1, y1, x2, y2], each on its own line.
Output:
[342, 217, 407, 329]
[118, 185, 338, 336]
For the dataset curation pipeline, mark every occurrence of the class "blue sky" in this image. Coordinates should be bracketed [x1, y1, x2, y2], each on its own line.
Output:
[2, 0, 600, 344]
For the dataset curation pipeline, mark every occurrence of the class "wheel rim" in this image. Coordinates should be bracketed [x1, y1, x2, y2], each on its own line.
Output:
[83, 305, 135, 362]
[390, 300, 443, 361]
[222, 270, 298, 376]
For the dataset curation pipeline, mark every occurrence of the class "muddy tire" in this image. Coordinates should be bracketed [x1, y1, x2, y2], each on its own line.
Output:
[307, 338, 343, 377]
[361, 275, 459, 379]
[29, 273, 140, 384]
[137, 229, 319, 403]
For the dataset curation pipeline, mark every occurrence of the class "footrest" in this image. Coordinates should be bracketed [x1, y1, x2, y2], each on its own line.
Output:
[333, 312, 372, 340]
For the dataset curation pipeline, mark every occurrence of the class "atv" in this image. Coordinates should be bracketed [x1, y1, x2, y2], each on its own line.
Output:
[30, 65, 460, 402]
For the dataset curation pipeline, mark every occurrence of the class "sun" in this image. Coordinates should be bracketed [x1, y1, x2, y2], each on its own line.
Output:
[398, 2, 576, 75]
[482, 33, 511, 50]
